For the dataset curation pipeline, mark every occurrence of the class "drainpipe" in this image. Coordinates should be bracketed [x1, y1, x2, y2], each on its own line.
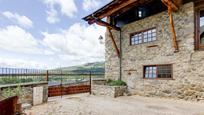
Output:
[119, 30, 122, 81]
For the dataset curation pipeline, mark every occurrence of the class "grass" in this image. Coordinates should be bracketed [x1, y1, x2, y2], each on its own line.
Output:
[0, 76, 45, 85]
[2, 85, 23, 98]
[106, 79, 127, 86]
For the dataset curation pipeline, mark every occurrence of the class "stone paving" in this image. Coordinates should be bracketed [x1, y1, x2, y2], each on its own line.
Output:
[26, 93, 204, 115]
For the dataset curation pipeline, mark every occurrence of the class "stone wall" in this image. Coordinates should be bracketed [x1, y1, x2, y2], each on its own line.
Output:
[0, 82, 48, 105]
[92, 85, 127, 98]
[92, 80, 127, 98]
[105, 27, 121, 80]
[105, 2, 204, 101]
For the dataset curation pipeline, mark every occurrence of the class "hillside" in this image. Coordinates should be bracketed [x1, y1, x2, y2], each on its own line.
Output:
[58, 62, 105, 74]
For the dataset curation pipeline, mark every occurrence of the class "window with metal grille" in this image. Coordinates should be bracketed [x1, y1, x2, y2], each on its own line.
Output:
[144, 64, 172, 79]
[130, 28, 156, 45]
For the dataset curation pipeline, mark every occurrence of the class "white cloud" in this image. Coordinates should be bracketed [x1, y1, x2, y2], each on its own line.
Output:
[2, 11, 33, 28]
[0, 57, 49, 69]
[43, 0, 77, 23]
[82, 0, 112, 11]
[0, 23, 105, 68]
[42, 23, 105, 63]
[46, 8, 60, 24]
[82, 0, 101, 11]
[44, 50, 55, 55]
[0, 25, 40, 54]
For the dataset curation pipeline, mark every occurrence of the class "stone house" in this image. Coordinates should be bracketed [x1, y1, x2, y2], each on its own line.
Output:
[83, 0, 204, 101]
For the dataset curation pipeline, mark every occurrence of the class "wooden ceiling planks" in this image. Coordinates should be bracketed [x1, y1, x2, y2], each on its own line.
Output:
[97, 0, 137, 18]
[110, 0, 154, 18]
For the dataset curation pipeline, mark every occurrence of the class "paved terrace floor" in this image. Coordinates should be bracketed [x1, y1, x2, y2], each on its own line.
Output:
[26, 94, 204, 115]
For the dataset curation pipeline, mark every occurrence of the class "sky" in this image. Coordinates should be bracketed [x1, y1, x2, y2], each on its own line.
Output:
[0, 0, 111, 69]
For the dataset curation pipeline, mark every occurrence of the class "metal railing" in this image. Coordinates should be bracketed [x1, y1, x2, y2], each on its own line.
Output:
[0, 68, 104, 85]
[47, 70, 104, 86]
[0, 68, 46, 85]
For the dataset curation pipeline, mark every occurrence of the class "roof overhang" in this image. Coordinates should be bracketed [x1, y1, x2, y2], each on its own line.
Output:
[83, 0, 183, 23]
[83, 0, 148, 23]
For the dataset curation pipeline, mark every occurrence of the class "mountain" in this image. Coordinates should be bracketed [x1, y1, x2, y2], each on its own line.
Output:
[57, 62, 105, 74]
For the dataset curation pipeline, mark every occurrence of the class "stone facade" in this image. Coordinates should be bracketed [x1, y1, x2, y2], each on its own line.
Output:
[105, 2, 204, 101]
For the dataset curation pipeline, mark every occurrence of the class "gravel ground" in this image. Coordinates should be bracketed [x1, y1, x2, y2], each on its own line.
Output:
[26, 94, 204, 115]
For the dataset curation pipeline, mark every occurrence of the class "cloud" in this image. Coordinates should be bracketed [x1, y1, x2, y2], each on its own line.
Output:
[42, 23, 105, 63]
[2, 11, 33, 28]
[0, 23, 105, 68]
[46, 8, 60, 24]
[82, 0, 112, 11]
[0, 25, 40, 54]
[82, 0, 102, 11]
[43, 0, 77, 23]
[0, 57, 49, 69]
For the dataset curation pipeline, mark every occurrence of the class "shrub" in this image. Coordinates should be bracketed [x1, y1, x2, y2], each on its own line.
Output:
[2, 85, 23, 98]
[106, 79, 127, 86]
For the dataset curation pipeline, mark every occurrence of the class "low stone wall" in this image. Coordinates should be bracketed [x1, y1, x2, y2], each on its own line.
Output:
[92, 80, 127, 98]
[0, 82, 48, 105]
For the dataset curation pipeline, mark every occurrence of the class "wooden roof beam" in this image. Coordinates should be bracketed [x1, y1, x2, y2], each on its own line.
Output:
[162, 0, 181, 52]
[88, 18, 121, 31]
[84, 0, 138, 21]
[97, 0, 138, 19]
[162, 0, 179, 11]
[107, 28, 120, 58]
[168, 7, 179, 52]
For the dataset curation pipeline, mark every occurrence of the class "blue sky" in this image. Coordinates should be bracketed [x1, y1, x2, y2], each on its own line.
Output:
[0, 0, 111, 69]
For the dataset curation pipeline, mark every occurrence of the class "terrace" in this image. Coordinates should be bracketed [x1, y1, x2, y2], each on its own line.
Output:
[1, 67, 204, 115]
[25, 94, 204, 115]
[0, 68, 104, 115]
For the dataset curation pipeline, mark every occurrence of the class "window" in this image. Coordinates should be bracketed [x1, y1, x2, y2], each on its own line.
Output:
[130, 28, 156, 45]
[144, 65, 172, 79]
[195, 1, 204, 50]
[200, 10, 204, 45]
[138, 10, 143, 18]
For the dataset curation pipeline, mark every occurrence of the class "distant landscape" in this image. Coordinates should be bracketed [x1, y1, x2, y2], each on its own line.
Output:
[55, 61, 105, 74]
[0, 61, 105, 85]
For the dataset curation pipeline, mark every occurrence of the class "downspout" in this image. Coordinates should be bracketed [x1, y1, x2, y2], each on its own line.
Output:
[119, 30, 122, 81]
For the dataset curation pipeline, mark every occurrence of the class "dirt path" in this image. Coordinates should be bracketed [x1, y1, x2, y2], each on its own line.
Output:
[26, 94, 204, 115]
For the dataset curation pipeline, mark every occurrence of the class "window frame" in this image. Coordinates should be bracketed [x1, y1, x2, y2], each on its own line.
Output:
[195, 1, 204, 50]
[143, 64, 173, 80]
[130, 27, 157, 46]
